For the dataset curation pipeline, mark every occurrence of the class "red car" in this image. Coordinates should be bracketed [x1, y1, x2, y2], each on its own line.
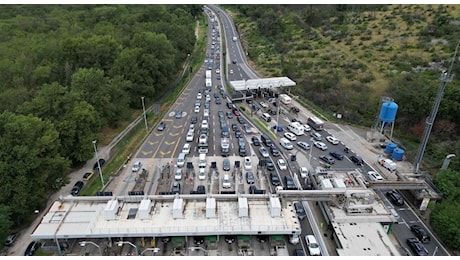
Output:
[233, 108, 240, 116]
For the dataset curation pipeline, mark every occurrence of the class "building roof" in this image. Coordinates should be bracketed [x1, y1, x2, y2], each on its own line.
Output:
[230, 77, 296, 92]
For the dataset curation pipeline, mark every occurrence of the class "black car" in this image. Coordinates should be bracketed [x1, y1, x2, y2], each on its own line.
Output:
[270, 146, 280, 157]
[249, 185, 257, 194]
[235, 129, 242, 138]
[349, 155, 364, 166]
[410, 225, 430, 243]
[239, 146, 247, 157]
[24, 241, 41, 256]
[246, 171, 255, 184]
[171, 181, 180, 194]
[157, 121, 166, 131]
[224, 235, 236, 244]
[294, 249, 306, 256]
[226, 111, 233, 119]
[237, 115, 244, 124]
[251, 136, 261, 146]
[190, 116, 198, 124]
[266, 160, 275, 171]
[256, 235, 268, 243]
[93, 158, 106, 172]
[71, 181, 84, 196]
[196, 185, 206, 194]
[386, 190, 404, 206]
[284, 176, 296, 190]
[261, 134, 273, 147]
[4, 232, 20, 246]
[270, 172, 281, 186]
[406, 237, 428, 256]
[293, 202, 307, 220]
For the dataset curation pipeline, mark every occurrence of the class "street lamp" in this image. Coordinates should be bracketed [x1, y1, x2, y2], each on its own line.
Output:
[117, 241, 138, 256]
[188, 246, 208, 256]
[141, 96, 149, 133]
[79, 241, 102, 256]
[92, 140, 105, 187]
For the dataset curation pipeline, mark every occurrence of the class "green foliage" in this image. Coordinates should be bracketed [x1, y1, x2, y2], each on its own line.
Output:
[0, 204, 13, 245]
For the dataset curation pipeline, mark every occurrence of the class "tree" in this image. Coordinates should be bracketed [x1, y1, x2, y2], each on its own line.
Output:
[0, 111, 69, 225]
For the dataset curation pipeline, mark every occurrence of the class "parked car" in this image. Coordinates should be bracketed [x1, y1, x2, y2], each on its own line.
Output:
[386, 190, 404, 206]
[277, 159, 287, 170]
[174, 169, 182, 180]
[294, 202, 307, 220]
[71, 181, 84, 196]
[406, 237, 428, 256]
[329, 151, 344, 160]
[24, 241, 41, 256]
[244, 157, 252, 170]
[313, 141, 328, 151]
[198, 168, 206, 180]
[82, 171, 94, 181]
[410, 224, 431, 243]
[93, 158, 106, 172]
[196, 185, 206, 194]
[326, 135, 340, 145]
[319, 155, 335, 164]
[297, 141, 310, 150]
[4, 232, 20, 246]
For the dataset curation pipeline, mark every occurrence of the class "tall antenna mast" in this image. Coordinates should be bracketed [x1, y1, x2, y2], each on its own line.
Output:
[414, 41, 458, 173]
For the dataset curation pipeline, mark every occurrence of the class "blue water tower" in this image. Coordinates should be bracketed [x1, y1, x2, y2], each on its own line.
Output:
[392, 148, 405, 161]
[385, 142, 397, 155]
[379, 101, 398, 123]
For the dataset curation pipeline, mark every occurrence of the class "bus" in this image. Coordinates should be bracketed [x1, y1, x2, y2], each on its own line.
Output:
[307, 116, 324, 131]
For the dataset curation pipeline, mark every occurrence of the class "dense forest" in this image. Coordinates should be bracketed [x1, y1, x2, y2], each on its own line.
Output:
[225, 4, 460, 251]
[0, 4, 199, 242]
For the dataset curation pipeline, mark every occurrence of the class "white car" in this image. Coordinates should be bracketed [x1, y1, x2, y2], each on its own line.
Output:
[194, 106, 200, 113]
[367, 171, 384, 181]
[244, 157, 252, 170]
[284, 132, 297, 141]
[326, 135, 340, 145]
[259, 101, 268, 108]
[182, 143, 191, 155]
[202, 120, 209, 128]
[198, 168, 206, 180]
[259, 146, 270, 158]
[229, 69, 233, 74]
[197, 93, 202, 100]
[311, 132, 322, 141]
[132, 161, 142, 172]
[297, 141, 310, 150]
[305, 235, 321, 256]
[314, 141, 328, 151]
[277, 159, 287, 170]
[300, 167, 309, 178]
[186, 131, 194, 142]
[303, 124, 311, 132]
[216, 68, 220, 74]
[174, 169, 182, 180]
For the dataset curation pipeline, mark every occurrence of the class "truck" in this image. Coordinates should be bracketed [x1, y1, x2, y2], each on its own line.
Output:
[221, 138, 230, 156]
[378, 155, 397, 172]
[205, 70, 212, 79]
[279, 94, 292, 105]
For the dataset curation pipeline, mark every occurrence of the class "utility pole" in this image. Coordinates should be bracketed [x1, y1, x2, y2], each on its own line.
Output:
[414, 42, 458, 173]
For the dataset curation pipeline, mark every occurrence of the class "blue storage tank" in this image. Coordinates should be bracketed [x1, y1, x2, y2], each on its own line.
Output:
[379, 101, 398, 123]
[385, 142, 397, 154]
[392, 148, 405, 161]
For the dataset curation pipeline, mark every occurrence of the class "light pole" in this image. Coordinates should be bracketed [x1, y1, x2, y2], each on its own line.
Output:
[141, 96, 148, 133]
[79, 241, 102, 256]
[92, 140, 105, 187]
[141, 247, 160, 256]
[117, 241, 138, 256]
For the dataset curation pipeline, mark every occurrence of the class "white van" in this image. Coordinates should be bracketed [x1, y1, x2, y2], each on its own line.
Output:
[177, 153, 186, 168]
[261, 113, 271, 122]
[199, 153, 206, 168]
[287, 122, 304, 136]
[280, 137, 293, 150]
